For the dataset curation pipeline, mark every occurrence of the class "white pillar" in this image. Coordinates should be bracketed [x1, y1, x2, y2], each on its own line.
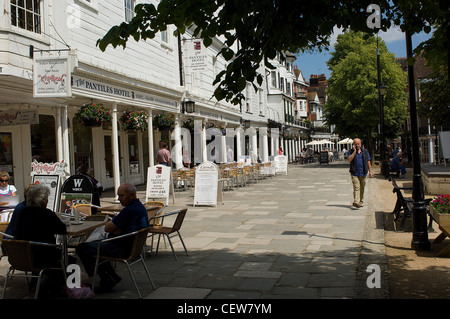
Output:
[147, 109, 154, 166]
[202, 120, 207, 162]
[62, 104, 71, 175]
[56, 107, 63, 163]
[262, 128, 269, 162]
[221, 125, 227, 163]
[236, 127, 242, 159]
[251, 130, 257, 161]
[111, 103, 120, 200]
[173, 115, 183, 169]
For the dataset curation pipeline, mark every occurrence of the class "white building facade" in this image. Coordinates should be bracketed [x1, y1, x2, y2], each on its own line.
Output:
[0, 0, 309, 199]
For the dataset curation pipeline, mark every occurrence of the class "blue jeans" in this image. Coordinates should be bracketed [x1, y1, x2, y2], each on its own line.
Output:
[391, 165, 406, 175]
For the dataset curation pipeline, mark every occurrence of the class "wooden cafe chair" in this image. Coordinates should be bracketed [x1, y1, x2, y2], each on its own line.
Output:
[147, 209, 189, 261]
[1, 239, 66, 299]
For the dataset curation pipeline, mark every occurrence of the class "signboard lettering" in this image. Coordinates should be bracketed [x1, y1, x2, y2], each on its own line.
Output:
[146, 165, 173, 205]
[194, 162, 219, 206]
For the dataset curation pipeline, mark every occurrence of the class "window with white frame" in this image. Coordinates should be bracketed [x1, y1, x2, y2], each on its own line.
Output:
[161, 30, 168, 44]
[124, 0, 135, 22]
[11, 0, 42, 34]
[271, 71, 277, 88]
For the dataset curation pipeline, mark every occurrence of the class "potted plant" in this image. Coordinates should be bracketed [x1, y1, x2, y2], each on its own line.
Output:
[75, 103, 112, 127]
[153, 113, 174, 130]
[430, 194, 450, 226]
[119, 110, 149, 132]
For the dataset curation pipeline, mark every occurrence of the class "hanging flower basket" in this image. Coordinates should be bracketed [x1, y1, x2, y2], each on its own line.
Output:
[153, 113, 174, 131]
[119, 110, 149, 132]
[207, 122, 225, 135]
[75, 103, 112, 127]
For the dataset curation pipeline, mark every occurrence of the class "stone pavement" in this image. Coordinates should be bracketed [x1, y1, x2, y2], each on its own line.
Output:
[0, 162, 388, 299]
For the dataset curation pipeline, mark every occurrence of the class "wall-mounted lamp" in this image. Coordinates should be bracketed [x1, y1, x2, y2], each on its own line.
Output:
[182, 100, 195, 114]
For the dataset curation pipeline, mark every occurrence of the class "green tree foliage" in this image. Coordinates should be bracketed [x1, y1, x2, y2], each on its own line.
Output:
[418, 66, 450, 127]
[324, 31, 408, 155]
[96, 0, 447, 104]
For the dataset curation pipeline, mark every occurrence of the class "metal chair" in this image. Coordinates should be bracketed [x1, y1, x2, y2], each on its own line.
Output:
[1, 239, 66, 299]
[0, 231, 13, 260]
[148, 209, 188, 261]
[144, 201, 166, 254]
[92, 227, 155, 298]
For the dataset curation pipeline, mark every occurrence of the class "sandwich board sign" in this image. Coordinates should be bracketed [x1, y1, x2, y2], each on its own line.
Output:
[146, 165, 174, 205]
[274, 155, 287, 175]
[194, 161, 219, 207]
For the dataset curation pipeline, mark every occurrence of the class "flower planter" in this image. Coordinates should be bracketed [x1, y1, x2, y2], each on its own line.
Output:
[430, 205, 450, 227]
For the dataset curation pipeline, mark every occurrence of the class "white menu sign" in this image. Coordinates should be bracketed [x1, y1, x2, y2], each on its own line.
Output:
[194, 162, 218, 206]
[146, 165, 172, 205]
[274, 155, 287, 175]
[32, 174, 61, 212]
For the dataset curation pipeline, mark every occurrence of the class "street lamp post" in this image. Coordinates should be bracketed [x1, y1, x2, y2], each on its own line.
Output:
[376, 34, 387, 176]
[405, 30, 430, 251]
[378, 82, 387, 175]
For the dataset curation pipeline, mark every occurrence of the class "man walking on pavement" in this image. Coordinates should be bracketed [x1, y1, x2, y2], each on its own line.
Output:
[347, 138, 373, 208]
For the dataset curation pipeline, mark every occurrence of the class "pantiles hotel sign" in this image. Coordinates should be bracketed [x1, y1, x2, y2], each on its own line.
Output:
[72, 75, 177, 109]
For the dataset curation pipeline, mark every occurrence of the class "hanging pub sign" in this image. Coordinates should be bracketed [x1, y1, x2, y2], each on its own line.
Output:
[185, 39, 208, 72]
[33, 56, 71, 97]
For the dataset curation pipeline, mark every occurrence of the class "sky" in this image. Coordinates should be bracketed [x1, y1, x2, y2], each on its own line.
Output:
[294, 26, 434, 82]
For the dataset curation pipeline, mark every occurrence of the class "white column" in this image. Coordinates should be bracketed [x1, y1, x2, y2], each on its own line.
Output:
[221, 125, 227, 163]
[202, 120, 207, 162]
[173, 115, 183, 169]
[56, 107, 63, 163]
[236, 127, 242, 159]
[262, 128, 269, 162]
[112, 103, 120, 200]
[147, 109, 154, 166]
[251, 130, 257, 161]
[62, 104, 71, 175]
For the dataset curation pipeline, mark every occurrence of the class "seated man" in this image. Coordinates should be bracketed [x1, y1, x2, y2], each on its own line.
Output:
[390, 151, 407, 177]
[76, 183, 149, 291]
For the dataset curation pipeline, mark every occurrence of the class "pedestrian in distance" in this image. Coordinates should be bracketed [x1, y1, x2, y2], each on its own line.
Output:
[347, 138, 372, 208]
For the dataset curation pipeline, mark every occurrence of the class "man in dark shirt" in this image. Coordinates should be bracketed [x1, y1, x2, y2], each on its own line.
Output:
[76, 183, 149, 291]
[347, 138, 373, 208]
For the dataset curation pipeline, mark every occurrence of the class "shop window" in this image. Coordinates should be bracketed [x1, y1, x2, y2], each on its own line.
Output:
[128, 133, 140, 174]
[0, 133, 14, 184]
[31, 114, 56, 163]
[104, 136, 121, 178]
[73, 119, 95, 177]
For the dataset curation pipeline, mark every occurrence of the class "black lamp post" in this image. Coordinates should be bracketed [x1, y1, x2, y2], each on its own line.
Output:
[405, 30, 430, 251]
[376, 34, 388, 176]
